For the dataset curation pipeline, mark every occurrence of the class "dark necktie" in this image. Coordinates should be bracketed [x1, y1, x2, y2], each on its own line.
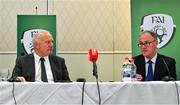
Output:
[146, 60, 153, 81]
[40, 58, 48, 82]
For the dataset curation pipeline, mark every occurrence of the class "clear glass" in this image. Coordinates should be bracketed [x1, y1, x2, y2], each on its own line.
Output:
[0, 69, 10, 82]
[130, 63, 137, 81]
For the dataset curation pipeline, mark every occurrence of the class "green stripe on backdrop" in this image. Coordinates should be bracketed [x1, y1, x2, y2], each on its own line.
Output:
[131, 0, 180, 79]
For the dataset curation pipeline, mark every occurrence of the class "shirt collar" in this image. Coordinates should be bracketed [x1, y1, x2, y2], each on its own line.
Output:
[145, 53, 157, 64]
[33, 52, 49, 62]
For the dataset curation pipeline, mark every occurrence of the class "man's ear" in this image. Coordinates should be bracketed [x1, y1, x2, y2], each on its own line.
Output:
[155, 40, 158, 45]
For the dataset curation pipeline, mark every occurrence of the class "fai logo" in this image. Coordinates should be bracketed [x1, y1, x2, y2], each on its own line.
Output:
[21, 29, 49, 54]
[141, 13, 176, 48]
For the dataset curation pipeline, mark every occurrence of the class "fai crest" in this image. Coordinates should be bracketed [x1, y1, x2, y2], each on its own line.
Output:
[21, 29, 49, 54]
[141, 13, 176, 48]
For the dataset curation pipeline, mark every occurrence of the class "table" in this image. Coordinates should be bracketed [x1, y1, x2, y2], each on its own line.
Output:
[0, 81, 179, 105]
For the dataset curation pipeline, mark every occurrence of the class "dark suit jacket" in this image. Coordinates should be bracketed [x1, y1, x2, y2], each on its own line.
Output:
[11, 54, 71, 82]
[133, 54, 176, 81]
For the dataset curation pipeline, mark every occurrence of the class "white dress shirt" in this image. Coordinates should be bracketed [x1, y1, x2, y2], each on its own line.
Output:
[34, 53, 54, 82]
[145, 53, 157, 77]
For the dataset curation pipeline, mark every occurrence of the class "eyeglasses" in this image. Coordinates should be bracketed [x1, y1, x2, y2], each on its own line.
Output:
[138, 40, 156, 47]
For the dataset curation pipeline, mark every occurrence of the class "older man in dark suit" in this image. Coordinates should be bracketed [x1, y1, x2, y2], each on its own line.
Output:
[134, 30, 176, 81]
[11, 31, 70, 82]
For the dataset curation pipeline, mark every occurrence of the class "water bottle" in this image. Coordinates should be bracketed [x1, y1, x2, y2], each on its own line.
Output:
[121, 57, 136, 82]
[122, 57, 131, 82]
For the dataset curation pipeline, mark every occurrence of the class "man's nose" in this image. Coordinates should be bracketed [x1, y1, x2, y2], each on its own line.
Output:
[49, 43, 53, 48]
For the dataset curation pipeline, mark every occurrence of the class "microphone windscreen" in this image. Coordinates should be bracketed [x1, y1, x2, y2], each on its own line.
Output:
[88, 48, 98, 62]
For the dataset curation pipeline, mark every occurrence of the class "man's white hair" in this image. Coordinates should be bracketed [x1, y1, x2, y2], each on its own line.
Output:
[32, 31, 51, 45]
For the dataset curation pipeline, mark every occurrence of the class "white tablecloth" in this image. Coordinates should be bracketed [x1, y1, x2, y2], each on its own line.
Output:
[0, 81, 179, 105]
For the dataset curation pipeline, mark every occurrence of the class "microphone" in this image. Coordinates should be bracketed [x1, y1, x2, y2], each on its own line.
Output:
[88, 48, 98, 62]
[88, 48, 98, 79]
[161, 57, 175, 81]
[35, 6, 38, 15]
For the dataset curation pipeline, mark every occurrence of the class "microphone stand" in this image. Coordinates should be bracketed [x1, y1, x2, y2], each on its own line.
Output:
[92, 60, 98, 79]
[8, 71, 18, 105]
[161, 58, 175, 81]
[35, 6, 38, 15]
[92, 60, 101, 105]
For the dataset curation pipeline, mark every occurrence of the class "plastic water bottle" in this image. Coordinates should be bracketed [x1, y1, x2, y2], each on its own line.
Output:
[122, 57, 136, 82]
[122, 57, 131, 82]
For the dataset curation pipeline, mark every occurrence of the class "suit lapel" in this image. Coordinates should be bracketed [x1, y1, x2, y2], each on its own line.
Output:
[28, 54, 36, 81]
[135, 55, 146, 81]
[49, 55, 57, 81]
[140, 55, 146, 81]
[154, 54, 163, 80]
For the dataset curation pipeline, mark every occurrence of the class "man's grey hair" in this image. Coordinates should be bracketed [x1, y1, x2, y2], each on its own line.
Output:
[140, 30, 157, 40]
[32, 31, 51, 45]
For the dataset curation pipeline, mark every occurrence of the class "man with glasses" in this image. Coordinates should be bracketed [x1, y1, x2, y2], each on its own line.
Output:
[134, 30, 176, 81]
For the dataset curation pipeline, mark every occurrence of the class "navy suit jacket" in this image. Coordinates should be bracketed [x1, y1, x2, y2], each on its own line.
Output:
[133, 54, 176, 81]
[11, 54, 71, 82]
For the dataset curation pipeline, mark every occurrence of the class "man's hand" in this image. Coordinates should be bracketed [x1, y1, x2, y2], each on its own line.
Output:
[16, 76, 26, 82]
[136, 74, 143, 81]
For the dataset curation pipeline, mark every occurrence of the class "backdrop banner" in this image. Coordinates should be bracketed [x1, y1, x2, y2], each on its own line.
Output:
[131, 0, 180, 79]
[17, 15, 56, 57]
